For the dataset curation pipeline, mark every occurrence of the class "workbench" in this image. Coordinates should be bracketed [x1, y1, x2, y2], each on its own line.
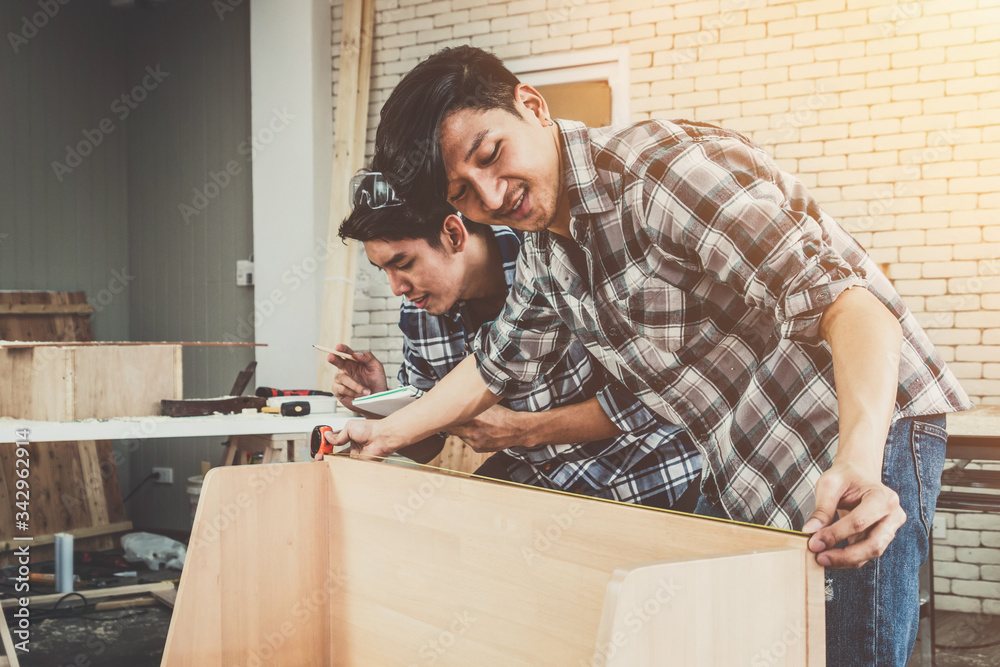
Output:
[0, 412, 353, 444]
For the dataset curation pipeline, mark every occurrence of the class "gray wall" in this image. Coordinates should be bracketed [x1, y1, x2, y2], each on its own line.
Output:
[123, 0, 254, 532]
[1, 0, 254, 532]
[0, 1, 130, 340]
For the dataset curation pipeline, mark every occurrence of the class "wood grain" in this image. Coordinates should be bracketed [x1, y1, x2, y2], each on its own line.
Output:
[164, 457, 824, 666]
[596, 550, 818, 666]
[0, 344, 181, 420]
[0, 291, 92, 343]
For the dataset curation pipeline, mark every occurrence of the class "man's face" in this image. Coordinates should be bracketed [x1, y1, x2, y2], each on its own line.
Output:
[438, 86, 563, 234]
[363, 236, 464, 316]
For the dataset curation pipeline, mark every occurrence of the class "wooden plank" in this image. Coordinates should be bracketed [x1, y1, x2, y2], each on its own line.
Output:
[164, 458, 821, 666]
[316, 0, 376, 393]
[0, 606, 20, 667]
[70, 345, 181, 419]
[72, 441, 109, 528]
[595, 549, 817, 666]
[0, 446, 16, 546]
[0, 304, 94, 315]
[0, 341, 263, 348]
[96, 441, 127, 524]
[152, 588, 177, 609]
[0, 291, 92, 343]
[0, 520, 132, 552]
[1, 581, 175, 609]
[0, 347, 71, 421]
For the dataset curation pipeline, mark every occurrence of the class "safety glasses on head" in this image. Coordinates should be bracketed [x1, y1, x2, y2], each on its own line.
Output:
[349, 172, 402, 211]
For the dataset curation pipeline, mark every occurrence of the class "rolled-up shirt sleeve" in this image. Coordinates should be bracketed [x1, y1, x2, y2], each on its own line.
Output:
[398, 334, 438, 397]
[640, 136, 868, 342]
[473, 246, 574, 398]
[595, 379, 664, 438]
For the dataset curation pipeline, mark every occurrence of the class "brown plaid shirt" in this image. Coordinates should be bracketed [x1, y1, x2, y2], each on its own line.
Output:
[474, 119, 971, 530]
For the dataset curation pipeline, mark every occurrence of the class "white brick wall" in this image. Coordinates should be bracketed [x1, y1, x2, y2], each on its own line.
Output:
[332, 0, 1000, 602]
[935, 506, 1000, 613]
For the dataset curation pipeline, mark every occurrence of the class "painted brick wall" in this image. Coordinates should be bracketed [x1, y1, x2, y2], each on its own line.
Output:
[332, 0, 1000, 606]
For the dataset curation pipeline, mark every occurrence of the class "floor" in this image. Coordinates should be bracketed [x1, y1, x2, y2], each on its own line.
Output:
[916, 610, 1000, 667]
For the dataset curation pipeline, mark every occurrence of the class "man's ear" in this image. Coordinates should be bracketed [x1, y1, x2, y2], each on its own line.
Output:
[441, 214, 468, 253]
[514, 83, 551, 126]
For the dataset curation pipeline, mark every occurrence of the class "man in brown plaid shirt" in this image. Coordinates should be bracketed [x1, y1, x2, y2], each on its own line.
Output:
[329, 46, 971, 665]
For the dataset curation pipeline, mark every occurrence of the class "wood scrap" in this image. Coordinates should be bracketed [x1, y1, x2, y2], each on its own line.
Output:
[1, 581, 176, 609]
[161, 396, 265, 417]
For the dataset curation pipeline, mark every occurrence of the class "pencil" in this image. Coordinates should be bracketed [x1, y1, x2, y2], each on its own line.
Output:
[313, 344, 355, 360]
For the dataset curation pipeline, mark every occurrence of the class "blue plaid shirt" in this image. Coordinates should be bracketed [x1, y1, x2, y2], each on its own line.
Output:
[397, 226, 702, 505]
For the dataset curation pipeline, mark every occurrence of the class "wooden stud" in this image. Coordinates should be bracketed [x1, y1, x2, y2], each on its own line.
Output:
[316, 0, 376, 393]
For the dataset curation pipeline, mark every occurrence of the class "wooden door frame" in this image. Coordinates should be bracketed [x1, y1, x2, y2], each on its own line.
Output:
[506, 46, 631, 126]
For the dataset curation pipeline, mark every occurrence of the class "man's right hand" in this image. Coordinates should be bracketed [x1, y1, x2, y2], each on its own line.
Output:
[315, 418, 399, 461]
[327, 344, 388, 412]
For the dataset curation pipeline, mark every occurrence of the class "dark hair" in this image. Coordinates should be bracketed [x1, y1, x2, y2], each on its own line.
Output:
[338, 199, 489, 250]
[372, 46, 521, 217]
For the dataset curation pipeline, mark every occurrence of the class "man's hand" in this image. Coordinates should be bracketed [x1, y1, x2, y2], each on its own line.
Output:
[801, 461, 906, 569]
[447, 404, 536, 453]
[327, 344, 388, 412]
[313, 418, 400, 461]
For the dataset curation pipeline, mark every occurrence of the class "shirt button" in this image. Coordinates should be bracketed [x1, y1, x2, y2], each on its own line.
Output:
[543, 463, 553, 472]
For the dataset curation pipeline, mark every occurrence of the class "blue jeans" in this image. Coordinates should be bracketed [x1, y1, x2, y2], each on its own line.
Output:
[695, 415, 948, 666]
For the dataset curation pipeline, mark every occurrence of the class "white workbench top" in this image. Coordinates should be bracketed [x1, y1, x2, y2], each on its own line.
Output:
[1, 412, 355, 443]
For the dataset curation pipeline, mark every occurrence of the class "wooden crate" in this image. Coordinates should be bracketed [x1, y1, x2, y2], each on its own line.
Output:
[0, 343, 182, 420]
[163, 458, 825, 666]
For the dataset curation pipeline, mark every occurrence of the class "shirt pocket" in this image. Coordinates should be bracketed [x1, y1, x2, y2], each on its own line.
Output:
[603, 271, 697, 354]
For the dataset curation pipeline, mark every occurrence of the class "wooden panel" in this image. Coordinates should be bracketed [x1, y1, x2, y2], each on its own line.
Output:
[596, 550, 820, 666]
[0, 347, 71, 421]
[0, 344, 181, 420]
[71, 345, 181, 419]
[0, 441, 128, 567]
[163, 463, 333, 666]
[0, 291, 94, 342]
[165, 458, 823, 666]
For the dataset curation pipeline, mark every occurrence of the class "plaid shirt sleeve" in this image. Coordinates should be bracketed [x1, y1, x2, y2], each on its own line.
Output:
[474, 245, 576, 397]
[595, 380, 664, 438]
[397, 330, 440, 397]
[637, 135, 868, 342]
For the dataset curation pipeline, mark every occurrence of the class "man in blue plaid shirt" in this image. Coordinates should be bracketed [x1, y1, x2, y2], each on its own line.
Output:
[326, 196, 702, 511]
[329, 47, 973, 665]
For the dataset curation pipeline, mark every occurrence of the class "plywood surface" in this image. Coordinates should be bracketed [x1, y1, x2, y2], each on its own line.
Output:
[165, 457, 823, 666]
[0, 344, 181, 420]
[597, 550, 818, 666]
[0, 440, 127, 567]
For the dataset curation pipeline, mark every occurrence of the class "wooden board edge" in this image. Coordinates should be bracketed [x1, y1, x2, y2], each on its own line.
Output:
[1, 581, 174, 610]
[0, 608, 20, 667]
[0, 521, 132, 553]
[804, 551, 827, 666]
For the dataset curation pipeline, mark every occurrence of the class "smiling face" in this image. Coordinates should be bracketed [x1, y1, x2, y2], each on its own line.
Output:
[437, 84, 569, 236]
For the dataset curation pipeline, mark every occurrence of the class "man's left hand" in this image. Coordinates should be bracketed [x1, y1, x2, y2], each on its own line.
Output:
[801, 461, 906, 569]
[447, 404, 535, 453]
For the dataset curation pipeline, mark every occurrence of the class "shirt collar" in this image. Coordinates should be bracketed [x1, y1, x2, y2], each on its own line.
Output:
[556, 119, 617, 240]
